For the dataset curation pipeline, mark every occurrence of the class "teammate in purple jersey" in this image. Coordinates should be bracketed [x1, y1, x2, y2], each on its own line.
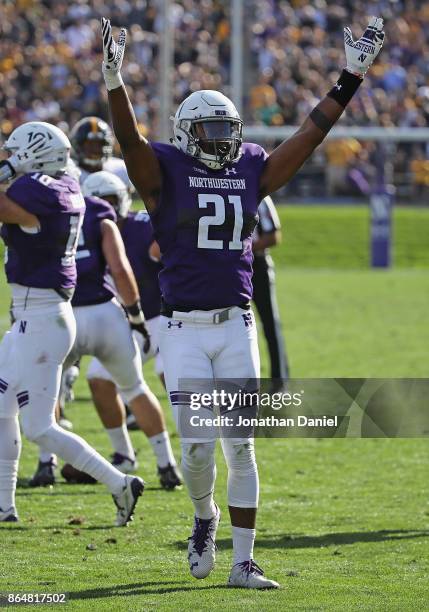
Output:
[58, 116, 133, 421]
[47, 171, 180, 489]
[80, 171, 181, 490]
[73, 195, 117, 306]
[120, 210, 162, 322]
[101, 15, 384, 587]
[0, 121, 144, 526]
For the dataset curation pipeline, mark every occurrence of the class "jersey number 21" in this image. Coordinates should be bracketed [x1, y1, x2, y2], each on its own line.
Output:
[197, 194, 243, 250]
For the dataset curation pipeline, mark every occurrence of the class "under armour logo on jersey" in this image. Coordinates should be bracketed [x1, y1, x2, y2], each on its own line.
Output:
[358, 53, 367, 63]
[242, 313, 253, 328]
[225, 168, 237, 176]
[19, 321, 27, 334]
[335, 83, 342, 91]
[168, 320, 183, 329]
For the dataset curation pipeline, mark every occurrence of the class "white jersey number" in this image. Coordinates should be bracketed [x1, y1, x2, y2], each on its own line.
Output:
[197, 194, 243, 250]
[62, 214, 83, 266]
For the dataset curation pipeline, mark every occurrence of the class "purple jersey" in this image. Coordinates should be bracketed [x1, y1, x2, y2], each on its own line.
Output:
[121, 211, 161, 320]
[1, 172, 85, 294]
[149, 142, 267, 309]
[72, 196, 117, 307]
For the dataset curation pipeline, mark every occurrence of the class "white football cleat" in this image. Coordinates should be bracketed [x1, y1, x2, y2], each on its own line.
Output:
[228, 560, 279, 589]
[0, 506, 18, 523]
[188, 504, 220, 578]
[112, 476, 144, 527]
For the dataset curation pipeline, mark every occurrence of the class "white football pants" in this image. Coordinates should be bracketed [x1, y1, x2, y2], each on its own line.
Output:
[0, 285, 128, 497]
[158, 306, 260, 508]
[86, 315, 163, 388]
[66, 299, 146, 403]
[0, 286, 76, 423]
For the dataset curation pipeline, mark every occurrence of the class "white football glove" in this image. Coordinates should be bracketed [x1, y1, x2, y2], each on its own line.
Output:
[101, 18, 127, 91]
[344, 17, 385, 77]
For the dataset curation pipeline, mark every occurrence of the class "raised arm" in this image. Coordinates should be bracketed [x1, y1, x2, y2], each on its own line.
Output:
[101, 19, 161, 213]
[259, 17, 385, 199]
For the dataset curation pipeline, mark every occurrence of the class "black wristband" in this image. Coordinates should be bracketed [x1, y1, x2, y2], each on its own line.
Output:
[327, 69, 363, 108]
[309, 108, 335, 134]
[126, 300, 145, 324]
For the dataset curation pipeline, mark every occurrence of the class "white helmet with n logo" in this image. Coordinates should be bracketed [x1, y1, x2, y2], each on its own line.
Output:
[3, 121, 71, 176]
[172, 90, 243, 170]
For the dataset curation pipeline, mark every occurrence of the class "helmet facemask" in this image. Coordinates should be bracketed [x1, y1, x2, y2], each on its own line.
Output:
[70, 117, 114, 171]
[182, 118, 242, 170]
[81, 134, 112, 170]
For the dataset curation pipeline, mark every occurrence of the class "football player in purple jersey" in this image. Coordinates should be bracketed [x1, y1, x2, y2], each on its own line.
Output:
[81, 171, 182, 490]
[0, 121, 144, 526]
[101, 16, 384, 587]
[57, 116, 134, 419]
[30, 168, 179, 488]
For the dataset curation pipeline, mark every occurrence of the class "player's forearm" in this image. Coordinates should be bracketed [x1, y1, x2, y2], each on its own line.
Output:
[303, 70, 363, 140]
[262, 71, 363, 195]
[259, 18, 384, 198]
[108, 86, 143, 150]
[111, 263, 140, 307]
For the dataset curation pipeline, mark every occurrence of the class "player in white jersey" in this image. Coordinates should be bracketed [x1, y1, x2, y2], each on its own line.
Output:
[0, 121, 143, 526]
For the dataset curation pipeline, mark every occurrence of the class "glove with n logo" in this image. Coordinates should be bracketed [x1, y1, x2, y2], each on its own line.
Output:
[344, 17, 385, 77]
[101, 17, 127, 90]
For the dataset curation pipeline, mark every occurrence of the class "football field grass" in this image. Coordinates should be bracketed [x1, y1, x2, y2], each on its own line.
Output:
[0, 205, 428, 611]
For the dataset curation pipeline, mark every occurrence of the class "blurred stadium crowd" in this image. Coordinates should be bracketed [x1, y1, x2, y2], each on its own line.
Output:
[0, 0, 428, 199]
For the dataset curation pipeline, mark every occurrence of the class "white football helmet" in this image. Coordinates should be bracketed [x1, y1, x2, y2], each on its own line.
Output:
[82, 170, 131, 218]
[3, 121, 71, 176]
[172, 90, 243, 170]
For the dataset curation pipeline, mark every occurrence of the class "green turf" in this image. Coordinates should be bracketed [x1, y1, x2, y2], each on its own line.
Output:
[0, 205, 428, 610]
[272, 205, 429, 269]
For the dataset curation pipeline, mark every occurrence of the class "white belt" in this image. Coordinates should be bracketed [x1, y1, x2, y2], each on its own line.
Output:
[171, 306, 246, 325]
